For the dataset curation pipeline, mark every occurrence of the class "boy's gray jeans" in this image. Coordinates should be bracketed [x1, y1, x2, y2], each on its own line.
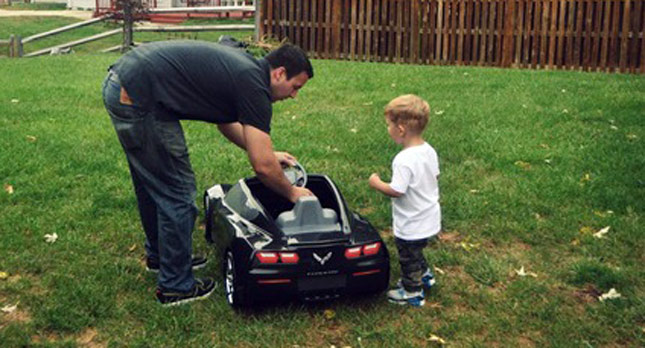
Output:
[102, 70, 197, 292]
[395, 237, 429, 292]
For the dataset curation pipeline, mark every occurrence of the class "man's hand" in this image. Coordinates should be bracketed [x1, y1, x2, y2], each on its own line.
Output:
[288, 186, 314, 203]
[275, 151, 297, 167]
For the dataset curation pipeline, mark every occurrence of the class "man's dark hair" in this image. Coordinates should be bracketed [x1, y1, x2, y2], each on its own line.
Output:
[265, 44, 314, 80]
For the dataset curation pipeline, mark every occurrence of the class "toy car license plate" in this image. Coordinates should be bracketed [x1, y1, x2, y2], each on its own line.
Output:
[297, 274, 346, 291]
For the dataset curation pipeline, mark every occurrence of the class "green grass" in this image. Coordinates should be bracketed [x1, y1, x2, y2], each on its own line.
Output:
[0, 16, 254, 57]
[0, 39, 644, 346]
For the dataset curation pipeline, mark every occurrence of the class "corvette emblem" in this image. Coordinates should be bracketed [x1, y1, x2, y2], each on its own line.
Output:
[313, 252, 332, 266]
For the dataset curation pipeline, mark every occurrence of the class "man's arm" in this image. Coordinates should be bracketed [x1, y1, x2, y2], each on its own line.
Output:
[243, 124, 313, 202]
[217, 122, 246, 150]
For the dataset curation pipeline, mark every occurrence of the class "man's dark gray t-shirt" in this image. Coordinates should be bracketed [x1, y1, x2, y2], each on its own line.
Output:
[111, 40, 272, 134]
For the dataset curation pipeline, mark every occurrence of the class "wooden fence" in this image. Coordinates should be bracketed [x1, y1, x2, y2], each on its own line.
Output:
[257, 0, 645, 73]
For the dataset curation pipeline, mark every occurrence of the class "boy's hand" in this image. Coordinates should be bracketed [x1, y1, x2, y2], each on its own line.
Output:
[369, 173, 382, 189]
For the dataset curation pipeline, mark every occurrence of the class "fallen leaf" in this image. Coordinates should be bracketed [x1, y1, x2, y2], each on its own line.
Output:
[514, 266, 537, 278]
[544, 159, 552, 164]
[434, 110, 444, 115]
[469, 189, 479, 194]
[626, 133, 637, 140]
[579, 226, 594, 235]
[593, 226, 610, 239]
[350, 128, 358, 133]
[571, 239, 580, 246]
[460, 242, 479, 252]
[362, 102, 373, 106]
[11, 99, 19, 103]
[291, 115, 297, 120]
[128, 244, 137, 252]
[1, 303, 18, 313]
[26, 135, 37, 142]
[580, 173, 591, 183]
[463, 72, 469, 76]
[593, 210, 614, 217]
[44, 233, 58, 244]
[0, 271, 9, 280]
[562, 109, 569, 114]
[323, 309, 335, 320]
[391, 83, 396, 88]
[427, 334, 446, 345]
[514, 160, 531, 170]
[539, 143, 550, 149]
[610, 125, 619, 130]
[433, 266, 445, 275]
[598, 288, 621, 301]
[561, 89, 567, 93]
[4, 184, 14, 194]
[522, 104, 528, 108]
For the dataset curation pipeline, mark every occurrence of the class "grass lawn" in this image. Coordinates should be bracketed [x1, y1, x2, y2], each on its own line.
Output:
[0, 40, 644, 346]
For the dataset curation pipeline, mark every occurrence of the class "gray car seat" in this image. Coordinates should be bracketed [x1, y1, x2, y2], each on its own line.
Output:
[276, 196, 340, 235]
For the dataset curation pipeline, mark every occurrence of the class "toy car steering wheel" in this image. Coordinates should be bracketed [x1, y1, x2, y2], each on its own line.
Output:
[283, 161, 307, 187]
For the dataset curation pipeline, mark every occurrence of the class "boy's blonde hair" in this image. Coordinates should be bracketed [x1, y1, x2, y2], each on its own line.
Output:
[384, 94, 430, 134]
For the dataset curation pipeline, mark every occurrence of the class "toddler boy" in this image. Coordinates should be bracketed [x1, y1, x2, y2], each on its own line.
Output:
[368, 94, 441, 307]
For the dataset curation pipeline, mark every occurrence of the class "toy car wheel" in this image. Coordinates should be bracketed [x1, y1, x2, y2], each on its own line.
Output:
[223, 250, 248, 308]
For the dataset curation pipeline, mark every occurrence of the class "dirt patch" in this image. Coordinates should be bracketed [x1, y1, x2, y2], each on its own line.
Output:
[438, 230, 462, 243]
[76, 327, 107, 348]
[573, 284, 602, 303]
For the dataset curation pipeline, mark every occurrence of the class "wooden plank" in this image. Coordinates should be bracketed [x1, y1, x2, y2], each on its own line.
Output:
[463, 0, 472, 64]
[429, 0, 438, 64]
[281, 0, 288, 40]
[457, 0, 466, 64]
[555, 0, 565, 68]
[447, 0, 455, 63]
[402, 0, 409, 63]
[380, 0, 388, 61]
[582, 0, 593, 70]
[25, 28, 121, 57]
[349, 0, 357, 60]
[530, 0, 541, 67]
[619, 0, 631, 72]
[473, 0, 481, 63]
[599, 0, 611, 70]
[488, 0, 497, 65]
[331, 0, 340, 59]
[524, 0, 533, 67]
[22, 15, 112, 44]
[420, 0, 429, 64]
[608, 0, 621, 71]
[410, 0, 420, 64]
[504, 0, 517, 67]
[479, 0, 488, 65]
[358, 0, 366, 61]
[632, 0, 643, 73]
[296, 0, 303, 52]
[547, 0, 557, 68]
[566, 0, 576, 68]
[265, 0, 273, 39]
[365, 0, 373, 61]
[514, 0, 524, 66]
[641, 1, 645, 74]
[590, 0, 602, 70]
[396, 0, 403, 63]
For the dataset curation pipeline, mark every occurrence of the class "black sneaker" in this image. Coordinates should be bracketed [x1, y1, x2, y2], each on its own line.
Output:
[156, 277, 216, 307]
[146, 255, 208, 273]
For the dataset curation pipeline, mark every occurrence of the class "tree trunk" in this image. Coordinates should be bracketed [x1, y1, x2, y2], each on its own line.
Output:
[122, 0, 134, 53]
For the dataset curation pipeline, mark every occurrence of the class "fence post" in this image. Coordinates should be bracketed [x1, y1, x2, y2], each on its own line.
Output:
[9, 35, 14, 58]
[254, 0, 261, 42]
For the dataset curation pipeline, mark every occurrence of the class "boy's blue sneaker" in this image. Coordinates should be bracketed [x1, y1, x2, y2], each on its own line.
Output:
[422, 268, 436, 288]
[387, 287, 425, 307]
[396, 268, 436, 289]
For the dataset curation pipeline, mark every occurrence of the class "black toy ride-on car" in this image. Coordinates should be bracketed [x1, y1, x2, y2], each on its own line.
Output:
[203, 163, 390, 308]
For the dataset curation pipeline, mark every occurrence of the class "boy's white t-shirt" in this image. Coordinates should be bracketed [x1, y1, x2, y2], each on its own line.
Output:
[389, 142, 441, 240]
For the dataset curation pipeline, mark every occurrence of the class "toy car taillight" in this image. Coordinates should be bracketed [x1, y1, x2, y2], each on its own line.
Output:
[345, 246, 362, 259]
[256, 252, 279, 263]
[279, 252, 299, 264]
[363, 242, 381, 255]
[256, 252, 299, 264]
[345, 242, 381, 259]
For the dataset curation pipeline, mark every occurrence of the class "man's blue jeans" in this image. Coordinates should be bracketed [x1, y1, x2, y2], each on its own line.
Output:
[102, 70, 197, 292]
